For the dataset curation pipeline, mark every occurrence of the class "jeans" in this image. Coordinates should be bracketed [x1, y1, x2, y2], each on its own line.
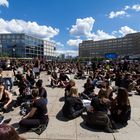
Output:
[3, 77, 13, 91]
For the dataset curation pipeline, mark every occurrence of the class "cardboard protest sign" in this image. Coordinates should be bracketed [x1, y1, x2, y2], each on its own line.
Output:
[2, 71, 14, 78]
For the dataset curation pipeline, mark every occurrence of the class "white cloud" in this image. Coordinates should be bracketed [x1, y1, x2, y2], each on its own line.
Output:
[0, 18, 59, 39]
[124, 5, 130, 10]
[70, 17, 95, 38]
[56, 42, 64, 47]
[132, 4, 140, 12]
[124, 4, 140, 12]
[108, 10, 129, 19]
[67, 39, 82, 47]
[119, 26, 137, 36]
[56, 50, 78, 57]
[89, 30, 116, 41]
[0, 0, 9, 7]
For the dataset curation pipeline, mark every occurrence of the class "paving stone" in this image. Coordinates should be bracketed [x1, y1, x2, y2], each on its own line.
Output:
[45, 117, 76, 140]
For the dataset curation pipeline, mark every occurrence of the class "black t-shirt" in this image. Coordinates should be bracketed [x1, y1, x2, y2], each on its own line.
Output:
[84, 83, 95, 95]
[33, 98, 47, 122]
[39, 87, 47, 99]
[59, 74, 69, 81]
[91, 97, 108, 112]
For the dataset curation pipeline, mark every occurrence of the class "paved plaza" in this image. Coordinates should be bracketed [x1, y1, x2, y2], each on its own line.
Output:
[4, 72, 140, 140]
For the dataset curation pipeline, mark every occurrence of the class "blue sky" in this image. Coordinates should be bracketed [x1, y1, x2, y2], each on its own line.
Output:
[0, 0, 140, 56]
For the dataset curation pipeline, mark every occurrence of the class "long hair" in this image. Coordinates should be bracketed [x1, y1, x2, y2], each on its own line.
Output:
[70, 87, 78, 97]
[0, 124, 26, 140]
[117, 87, 130, 106]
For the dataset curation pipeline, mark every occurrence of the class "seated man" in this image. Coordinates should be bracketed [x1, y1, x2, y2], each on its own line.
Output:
[0, 78, 13, 113]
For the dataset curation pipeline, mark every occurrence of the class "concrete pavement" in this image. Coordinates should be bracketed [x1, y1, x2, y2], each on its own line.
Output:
[4, 72, 140, 140]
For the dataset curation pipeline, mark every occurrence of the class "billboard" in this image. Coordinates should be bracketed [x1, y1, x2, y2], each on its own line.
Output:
[105, 53, 118, 59]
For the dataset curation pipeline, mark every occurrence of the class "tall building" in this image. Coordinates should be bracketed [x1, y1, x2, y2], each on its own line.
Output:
[43, 40, 56, 60]
[79, 32, 140, 59]
[0, 33, 56, 59]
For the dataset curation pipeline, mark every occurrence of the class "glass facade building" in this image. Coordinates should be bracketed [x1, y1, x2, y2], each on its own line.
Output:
[79, 32, 140, 59]
[0, 33, 56, 59]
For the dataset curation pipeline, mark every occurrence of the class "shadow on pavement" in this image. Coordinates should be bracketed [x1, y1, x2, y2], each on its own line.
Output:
[56, 109, 69, 122]
[80, 121, 103, 132]
[59, 97, 65, 102]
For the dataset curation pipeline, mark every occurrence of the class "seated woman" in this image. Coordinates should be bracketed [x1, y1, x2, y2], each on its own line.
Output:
[110, 87, 131, 125]
[104, 80, 113, 100]
[0, 78, 13, 113]
[19, 88, 49, 130]
[64, 79, 75, 98]
[82, 88, 113, 133]
[26, 68, 35, 89]
[58, 71, 69, 88]
[0, 124, 26, 140]
[62, 87, 85, 119]
[15, 76, 31, 106]
[81, 78, 95, 100]
[135, 77, 140, 94]
[74, 69, 86, 79]
[50, 71, 58, 87]
[36, 79, 48, 104]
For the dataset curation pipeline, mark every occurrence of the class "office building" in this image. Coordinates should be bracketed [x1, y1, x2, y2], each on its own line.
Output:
[0, 33, 56, 59]
[79, 32, 140, 59]
[43, 40, 56, 60]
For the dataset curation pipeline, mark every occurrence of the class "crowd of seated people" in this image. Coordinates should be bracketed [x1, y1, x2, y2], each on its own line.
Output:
[0, 58, 140, 136]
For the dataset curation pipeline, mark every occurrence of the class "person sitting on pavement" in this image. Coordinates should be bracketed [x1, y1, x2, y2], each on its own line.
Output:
[136, 76, 140, 94]
[57, 71, 69, 88]
[36, 79, 48, 104]
[82, 88, 114, 133]
[50, 71, 58, 87]
[110, 87, 131, 125]
[26, 68, 35, 89]
[64, 79, 75, 98]
[62, 87, 85, 119]
[0, 124, 26, 140]
[121, 73, 133, 92]
[103, 80, 113, 100]
[19, 88, 49, 131]
[74, 69, 86, 79]
[15, 71, 22, 85]
[80, 77, 95, 100]
[0, 78, 13, 113]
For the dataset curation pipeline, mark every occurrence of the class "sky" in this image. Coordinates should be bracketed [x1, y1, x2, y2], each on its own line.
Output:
[0, 0, 140, 56]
